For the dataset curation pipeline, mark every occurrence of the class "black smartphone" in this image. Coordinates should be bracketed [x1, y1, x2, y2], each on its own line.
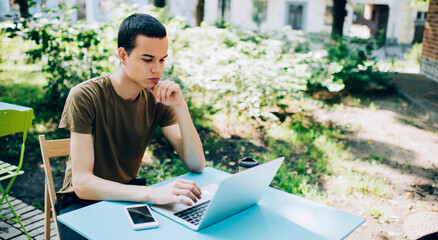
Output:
[124, 204, 159, 230]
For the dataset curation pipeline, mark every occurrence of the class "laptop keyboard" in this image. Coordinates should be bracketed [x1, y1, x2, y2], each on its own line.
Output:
[174, 200, 211, 225]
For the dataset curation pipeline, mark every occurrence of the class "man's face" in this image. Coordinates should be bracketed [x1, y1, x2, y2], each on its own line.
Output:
[123, 35, 169, 90]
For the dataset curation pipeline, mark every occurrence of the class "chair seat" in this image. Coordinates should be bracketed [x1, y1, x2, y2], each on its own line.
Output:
[0, 160, 24, 181]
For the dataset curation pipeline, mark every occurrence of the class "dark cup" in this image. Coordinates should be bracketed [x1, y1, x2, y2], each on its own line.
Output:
[238, 157, 259, 172]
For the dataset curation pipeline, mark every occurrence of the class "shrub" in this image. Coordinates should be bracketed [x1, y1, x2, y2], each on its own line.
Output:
[6, 5, 120, 117]
[308, 37, 394, 95]
[6, 5, 392, 122]
[166, 25, 311, 122]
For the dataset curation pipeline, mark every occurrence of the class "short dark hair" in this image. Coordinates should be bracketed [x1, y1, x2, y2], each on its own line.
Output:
[118, 13, 167, 55]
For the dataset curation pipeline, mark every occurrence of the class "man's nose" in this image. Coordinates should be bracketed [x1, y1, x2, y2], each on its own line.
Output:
[151, 62, 161, 74]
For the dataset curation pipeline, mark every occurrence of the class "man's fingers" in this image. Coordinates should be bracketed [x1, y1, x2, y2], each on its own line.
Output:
[173, 189, 198, 204]
[152, 180, 203, 205]
[177, 178, 200, 189]
[152, 83, 163, 102]
[166, 84, 179, 100]
[178, 196, 193, 206]
[159, 83, 170, 101]
[175, 183, 202, 199]
[174, 179, 202, 198]
[168, 195, 192, 206]
[152, 80, 180, 102]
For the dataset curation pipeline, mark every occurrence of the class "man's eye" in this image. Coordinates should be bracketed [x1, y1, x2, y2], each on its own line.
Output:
[160, 59, 165, 62]
[143, 59, 152, 62]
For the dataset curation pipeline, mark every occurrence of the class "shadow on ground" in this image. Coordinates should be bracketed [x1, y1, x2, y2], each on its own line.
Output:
[346, 138, 438, 182]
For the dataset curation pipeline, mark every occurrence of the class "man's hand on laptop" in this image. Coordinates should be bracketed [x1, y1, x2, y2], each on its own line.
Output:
[149, 179, 202, 206]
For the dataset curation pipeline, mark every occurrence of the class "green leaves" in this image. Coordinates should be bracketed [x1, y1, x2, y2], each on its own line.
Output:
[308, 37, 393, 95]
[7, 5, 392, 121]
[9, 6, 118, 115]
[165, 25, 311, 122]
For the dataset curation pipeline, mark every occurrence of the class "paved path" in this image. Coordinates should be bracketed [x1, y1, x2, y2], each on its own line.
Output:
[0, 195, 58, 240]
[392, 73, 438, 120]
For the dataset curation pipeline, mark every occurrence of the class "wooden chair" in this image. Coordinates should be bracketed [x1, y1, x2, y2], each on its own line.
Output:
[0, 103, 33, 239]
[39, 135, 70, 240]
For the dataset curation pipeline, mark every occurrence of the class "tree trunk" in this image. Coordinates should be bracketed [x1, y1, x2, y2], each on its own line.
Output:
[196, 0, 205, 26]
[331, 0, 347, 39]
[221, 0, 226, 20]
[154, 0, 166, 8]
[16, 0, 31, 18]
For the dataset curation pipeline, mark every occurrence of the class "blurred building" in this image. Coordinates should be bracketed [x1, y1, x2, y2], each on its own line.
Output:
[420, 0, 437, 82]
[0, 0, 429, 45]
[207, 0, 428, 45]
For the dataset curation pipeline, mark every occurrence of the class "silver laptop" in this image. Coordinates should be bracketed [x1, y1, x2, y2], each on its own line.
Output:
[151, 157, 284, 230]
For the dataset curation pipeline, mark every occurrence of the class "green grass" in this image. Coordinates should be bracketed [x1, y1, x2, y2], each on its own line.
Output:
[362, 198, 388, 221]
[0, 79, 45, 107]
[368, 101, 379, 110]
[332, 169, 388, 197]
[0, 35, 49, 118]
[0, 64, 47, 84]
[369, 152, 388, 163]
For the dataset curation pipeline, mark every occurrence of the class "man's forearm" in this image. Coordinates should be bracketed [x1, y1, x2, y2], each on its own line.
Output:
[73, 173, 202, 205]
[73, 171, 152, 201]
[173, 103, 206, 173]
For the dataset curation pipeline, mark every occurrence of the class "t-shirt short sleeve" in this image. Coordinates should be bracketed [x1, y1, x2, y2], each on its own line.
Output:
[59, 85, 95, 134]
[158, 104, 178, 128]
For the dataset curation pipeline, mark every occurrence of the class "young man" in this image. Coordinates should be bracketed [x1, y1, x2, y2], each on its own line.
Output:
[57, 13, 206, 239]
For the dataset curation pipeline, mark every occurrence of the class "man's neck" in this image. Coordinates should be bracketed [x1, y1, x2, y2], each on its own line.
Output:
[109, 69, 142, 102]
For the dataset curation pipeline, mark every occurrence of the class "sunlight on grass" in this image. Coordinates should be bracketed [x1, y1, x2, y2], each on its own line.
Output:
[1, 35, 48, 106]
[376, 43, 422, 72]
[1, 36, 39, 60]
[331, 169, 388, 198]
[368, 102, 379, 110]
[332, 102, 345, 111]
[262, 112, 355, 202]
[0, 70, 47, 86]
[1, 33, 48, 86]
[362, 198, 388, 221]
[313, 134, 350, 170]
[209, 111, 254, 138]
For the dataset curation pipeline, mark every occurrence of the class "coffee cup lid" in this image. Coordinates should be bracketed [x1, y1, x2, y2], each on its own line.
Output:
[238, 157, 259, 168]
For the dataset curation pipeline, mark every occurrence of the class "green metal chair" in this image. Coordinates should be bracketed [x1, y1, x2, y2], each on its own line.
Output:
[0, 102, 33, 239]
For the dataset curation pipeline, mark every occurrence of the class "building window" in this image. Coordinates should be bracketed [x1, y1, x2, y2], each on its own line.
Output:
[287, 4, 304, 30]
[10, 1, 20, 12]
[77, 0, 86, 20]
[325, 6, 333, 25]
[417, 11, 427, 20]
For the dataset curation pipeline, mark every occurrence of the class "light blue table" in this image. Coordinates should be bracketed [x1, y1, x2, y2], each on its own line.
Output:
[58, 167, 365, 240]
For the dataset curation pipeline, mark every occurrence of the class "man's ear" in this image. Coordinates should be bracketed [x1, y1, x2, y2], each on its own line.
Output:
[117, 47, 127, 65]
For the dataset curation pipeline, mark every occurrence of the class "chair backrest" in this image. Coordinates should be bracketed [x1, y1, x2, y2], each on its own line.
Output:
[39, 135, 70, 240]
[0, 105, 33, 183]
[0, 105, 33, 138]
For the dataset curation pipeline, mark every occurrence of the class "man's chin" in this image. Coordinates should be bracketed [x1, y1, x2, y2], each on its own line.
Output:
[146, 87, 155, 92]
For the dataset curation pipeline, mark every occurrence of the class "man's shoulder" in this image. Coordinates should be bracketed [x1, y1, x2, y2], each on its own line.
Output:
[70, 75, 110, 98]
[73, 75, 109, 91]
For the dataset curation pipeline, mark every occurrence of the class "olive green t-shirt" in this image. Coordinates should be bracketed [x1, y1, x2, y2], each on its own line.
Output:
[58, 76, 177, 194]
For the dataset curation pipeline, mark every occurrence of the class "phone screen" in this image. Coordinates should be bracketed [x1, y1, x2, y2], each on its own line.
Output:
[127, 206, 155, 224]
